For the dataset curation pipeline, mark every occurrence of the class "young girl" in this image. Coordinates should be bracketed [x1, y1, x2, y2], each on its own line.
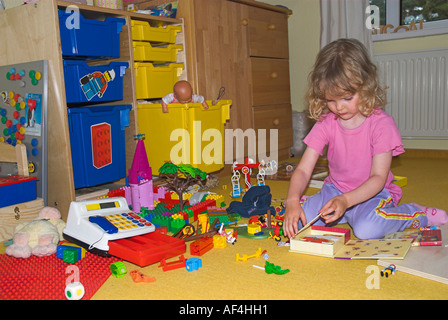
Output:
[283, 38, 447, 240]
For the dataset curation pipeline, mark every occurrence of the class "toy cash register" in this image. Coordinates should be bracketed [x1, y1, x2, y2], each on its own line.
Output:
[63, 197, 155, 255]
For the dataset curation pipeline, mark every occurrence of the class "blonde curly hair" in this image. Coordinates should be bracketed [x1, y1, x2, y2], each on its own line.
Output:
[307, 38, 386, 121]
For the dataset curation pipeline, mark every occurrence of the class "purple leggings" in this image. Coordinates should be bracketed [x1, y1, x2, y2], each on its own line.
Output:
[300, 183, 427, 239]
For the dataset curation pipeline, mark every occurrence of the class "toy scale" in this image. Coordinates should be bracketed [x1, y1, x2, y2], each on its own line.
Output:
[63, 197, 155, 255]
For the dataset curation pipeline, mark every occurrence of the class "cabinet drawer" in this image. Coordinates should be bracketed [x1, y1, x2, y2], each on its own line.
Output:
[251, 58, 290, 106]
[253, 103, 293, 152]
[246, 7, 289, 59]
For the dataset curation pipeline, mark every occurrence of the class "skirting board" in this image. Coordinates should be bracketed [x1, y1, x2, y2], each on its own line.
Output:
[377, 224, 448, 285]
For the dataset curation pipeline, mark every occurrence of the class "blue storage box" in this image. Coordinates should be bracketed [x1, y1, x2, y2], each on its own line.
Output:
[0, 175, 37, 208]
[63, 60, 128, 103]
[67, 105, 131, 189]
[58, 10, 125, 59]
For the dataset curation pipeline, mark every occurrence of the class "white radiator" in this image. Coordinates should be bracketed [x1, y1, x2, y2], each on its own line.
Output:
[374, 48, 448, 139]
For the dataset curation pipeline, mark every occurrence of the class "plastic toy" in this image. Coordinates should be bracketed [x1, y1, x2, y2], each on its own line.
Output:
[264, 261, 290, 275]
[213, 234, 227, 248]
[62, 197, 155, 255]
[161, 80, 208, 113]
[231, 158, 264, 197]
[159, 255, 186, 271]
[0, 251, 119, 300]
[269, 221, 284, 242]
[108, 229, 186, 267]
[236, 247, 264, 262]
[182, 217, 220, 242]
[127, 134, 154, 212]
[190, 236, 214, 256]
[381, 264, 396, 277]
[110, 261, 127, 278]
[130, 270, 156, 283]
[217, 223, 237, 245]
[6, 206, 66, 258]
[65, 281, 85, 300]
[158, 162, 207, 211]
[57, 243, 87, 264]
[247, 223, 262, 235]
[186, 257, 202, 272]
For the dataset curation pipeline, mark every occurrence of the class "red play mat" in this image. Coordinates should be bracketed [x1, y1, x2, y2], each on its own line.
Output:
[0, 252, 118, 300]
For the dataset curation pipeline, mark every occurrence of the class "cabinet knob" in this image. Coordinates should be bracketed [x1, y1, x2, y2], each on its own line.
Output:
[273, 119, 280, 126]
[270, 72, 278, 79]
[267, 24, 276, 30]
[241, 19, 248, 26]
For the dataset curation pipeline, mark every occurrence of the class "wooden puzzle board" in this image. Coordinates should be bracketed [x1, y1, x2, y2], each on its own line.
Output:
[335, 239, 413, 259]
[378, 224, 448, 284]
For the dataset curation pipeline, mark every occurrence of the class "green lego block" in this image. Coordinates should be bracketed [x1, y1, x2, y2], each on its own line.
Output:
[170, 217, 185, 234]
[63, 248, 79, 264]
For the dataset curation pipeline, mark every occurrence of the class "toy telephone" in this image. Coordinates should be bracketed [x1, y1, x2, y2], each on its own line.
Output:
[63, 197, 155, 254]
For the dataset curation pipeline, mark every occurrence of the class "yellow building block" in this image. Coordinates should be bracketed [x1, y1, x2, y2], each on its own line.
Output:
[213, 234, 227, 248]
[247, 223, 261, 235]
[393, 176, 407, 187]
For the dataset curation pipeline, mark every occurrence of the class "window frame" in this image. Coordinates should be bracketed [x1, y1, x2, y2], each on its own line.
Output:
[372, 0, 448, 41]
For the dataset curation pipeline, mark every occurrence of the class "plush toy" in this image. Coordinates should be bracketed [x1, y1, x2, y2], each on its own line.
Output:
[6, 206, 66, 258]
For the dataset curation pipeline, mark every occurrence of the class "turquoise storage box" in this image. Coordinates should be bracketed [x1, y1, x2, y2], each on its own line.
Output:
[67, 105, 131, 189]
[63, 60, 128, 103]
[58, 10, 125, 59]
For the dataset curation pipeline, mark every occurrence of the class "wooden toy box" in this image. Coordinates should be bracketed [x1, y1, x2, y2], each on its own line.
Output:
[289, 226, 350, 258]
[290, 225, 413, 260]
[0, 198, 44, 242]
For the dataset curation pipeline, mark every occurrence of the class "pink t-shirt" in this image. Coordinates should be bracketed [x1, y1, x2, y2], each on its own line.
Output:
[303, 109, 405, 205]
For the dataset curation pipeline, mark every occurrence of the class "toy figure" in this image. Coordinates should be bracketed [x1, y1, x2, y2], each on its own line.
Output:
[80, 69, 115, 101]
[161, 80, 209, 113]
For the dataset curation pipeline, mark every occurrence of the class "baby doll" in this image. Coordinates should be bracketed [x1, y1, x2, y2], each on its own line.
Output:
[161, 80, 209, 113]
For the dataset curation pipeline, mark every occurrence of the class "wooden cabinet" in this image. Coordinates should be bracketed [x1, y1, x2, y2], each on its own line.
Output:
[0, 0, 184, 219]
[179, 0, 293, 164]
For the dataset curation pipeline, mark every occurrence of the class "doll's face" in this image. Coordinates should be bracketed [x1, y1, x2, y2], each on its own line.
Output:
[173, 81, 193, 103]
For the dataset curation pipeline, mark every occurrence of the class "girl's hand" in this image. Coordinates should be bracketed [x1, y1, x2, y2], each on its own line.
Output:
[283, 205, 307, 238]
[319, 195, 348, 224]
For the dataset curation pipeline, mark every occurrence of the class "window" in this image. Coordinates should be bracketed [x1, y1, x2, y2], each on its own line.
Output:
[369, 0, 448, 41]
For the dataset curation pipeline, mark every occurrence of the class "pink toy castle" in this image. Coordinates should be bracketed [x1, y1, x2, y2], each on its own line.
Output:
[126, 134, 154, 212]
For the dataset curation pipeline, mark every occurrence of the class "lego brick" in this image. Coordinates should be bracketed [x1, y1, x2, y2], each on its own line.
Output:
[108, 230, 186, 267]
[0, 252, 119, 300]
[190, 236, 213, 256]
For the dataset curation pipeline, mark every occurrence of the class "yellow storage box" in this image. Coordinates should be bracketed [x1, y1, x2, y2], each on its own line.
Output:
[131, 20, 182, 43]
[137, 100, 232, 174]
[134, 62, 184, 99]
[133, 41, 183, 62]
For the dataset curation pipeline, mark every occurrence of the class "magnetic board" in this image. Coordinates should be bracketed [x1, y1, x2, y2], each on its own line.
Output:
[0, 60, 48, 204]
